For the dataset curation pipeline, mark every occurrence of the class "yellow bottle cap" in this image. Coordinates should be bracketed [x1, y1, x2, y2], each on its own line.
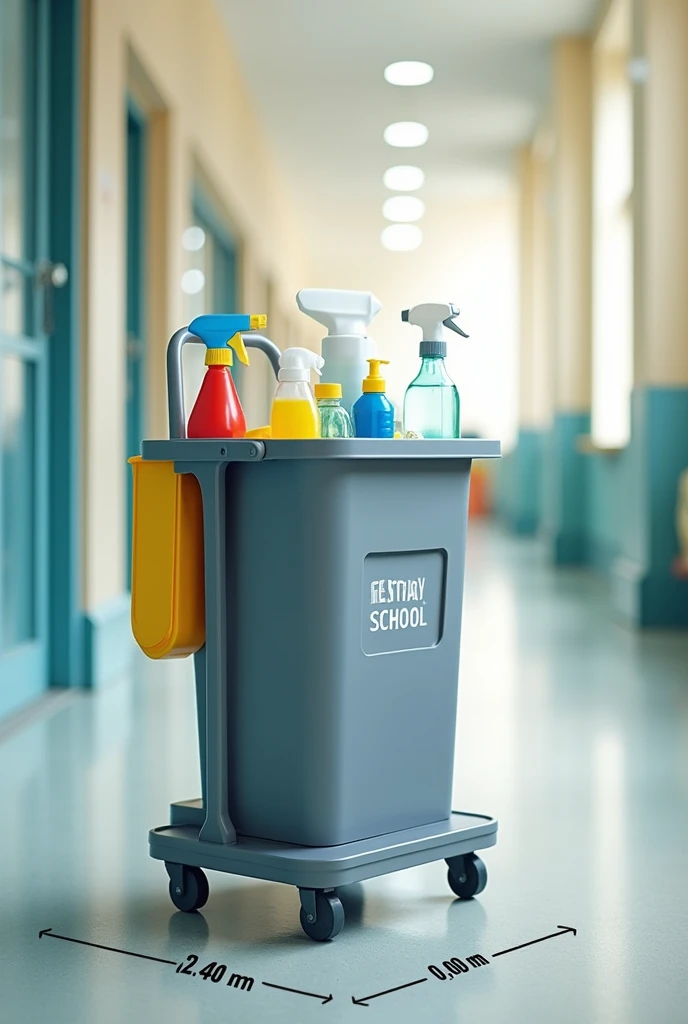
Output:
[314, 383, 342, 400]
[205, 348, 233, 366]
[362, 358, 389, 393]
[250, 314, 267, 330]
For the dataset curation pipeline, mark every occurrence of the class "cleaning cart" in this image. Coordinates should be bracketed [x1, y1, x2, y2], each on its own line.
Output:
[132, 324, 501, 941]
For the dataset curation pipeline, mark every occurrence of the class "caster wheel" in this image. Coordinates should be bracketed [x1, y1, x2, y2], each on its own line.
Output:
[447, 853, 487, 900]
[168, 865, 209, 912]
[299, 892, 345, 941]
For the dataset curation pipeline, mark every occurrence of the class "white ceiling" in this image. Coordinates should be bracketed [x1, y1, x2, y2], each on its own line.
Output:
[215, 0, 600, 265]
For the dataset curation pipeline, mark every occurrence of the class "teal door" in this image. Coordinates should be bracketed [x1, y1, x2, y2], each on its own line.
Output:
[0, 0, 63, 717]
[125, 103, 147, 583]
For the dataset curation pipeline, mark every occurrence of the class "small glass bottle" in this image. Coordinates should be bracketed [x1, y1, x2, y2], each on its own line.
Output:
[315, 383, 354, 438]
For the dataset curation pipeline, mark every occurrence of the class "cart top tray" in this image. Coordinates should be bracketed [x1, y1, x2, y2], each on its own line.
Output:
[141, 437, 501, 464]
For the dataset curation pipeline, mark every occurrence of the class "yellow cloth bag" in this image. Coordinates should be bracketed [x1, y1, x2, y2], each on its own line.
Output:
[129, 457, 205, 658]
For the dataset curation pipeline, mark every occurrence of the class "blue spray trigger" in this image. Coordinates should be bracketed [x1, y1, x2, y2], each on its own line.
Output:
[189, 314, 253, 350]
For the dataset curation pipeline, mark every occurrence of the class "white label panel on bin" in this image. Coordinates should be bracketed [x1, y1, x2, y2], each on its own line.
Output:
[362, 549, 447, 655]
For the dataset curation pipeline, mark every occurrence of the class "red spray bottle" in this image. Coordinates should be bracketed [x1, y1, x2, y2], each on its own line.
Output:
[187, 313, 266, 438]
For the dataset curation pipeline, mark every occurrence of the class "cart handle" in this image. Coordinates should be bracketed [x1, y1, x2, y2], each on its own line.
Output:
[166, 326, 282, 439]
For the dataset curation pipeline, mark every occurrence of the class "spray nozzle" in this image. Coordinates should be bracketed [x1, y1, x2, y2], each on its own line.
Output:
[278, 346, 325, 382]
[296, 288, 382, 337]
[362, 358, 389, 393]
[401, 303, 469, 345]
[190, 313, 267, 366]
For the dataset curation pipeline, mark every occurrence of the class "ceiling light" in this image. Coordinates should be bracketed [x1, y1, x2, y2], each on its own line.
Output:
[381, 224, 423, 251]
[383, 195, 425, 222]
[383, 121, 428, 148]
[182, 226, 206, 251]
[383, 165, 425, 191]
[181, 269, 205, 294]
[384, 61, 434, 87]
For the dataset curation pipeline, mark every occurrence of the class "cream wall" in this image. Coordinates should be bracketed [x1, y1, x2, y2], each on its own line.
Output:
[531, 138, 555, 430]
[591, 0, 688, 389]
[83, 0, 319, 609]
[552, 38, 593, 413]
[639, 0, 688, 386]
[518, 143, 554, 432]
[591, 15, 633, 449]
[519, 149, 536, 428]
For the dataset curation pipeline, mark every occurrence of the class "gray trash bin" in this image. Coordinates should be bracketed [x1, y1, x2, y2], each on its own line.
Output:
[140, 327, 501, 941]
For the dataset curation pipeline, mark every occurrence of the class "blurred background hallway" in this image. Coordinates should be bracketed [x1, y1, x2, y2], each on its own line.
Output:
[2, 0, 687, 710]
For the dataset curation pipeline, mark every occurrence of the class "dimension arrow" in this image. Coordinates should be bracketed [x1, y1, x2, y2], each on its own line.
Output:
[262, 981, 333, 1005]
[492, 925, 577, 958]
[352, 977, 427, 1006]
[39, 928, 177, 966]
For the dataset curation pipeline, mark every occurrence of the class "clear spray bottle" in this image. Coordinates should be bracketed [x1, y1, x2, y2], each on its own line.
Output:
[270, 347, 325, 439]
[402, 303, 468, 439]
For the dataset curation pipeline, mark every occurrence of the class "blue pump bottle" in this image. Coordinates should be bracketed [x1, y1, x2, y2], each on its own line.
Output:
[352, 359, 395, 438]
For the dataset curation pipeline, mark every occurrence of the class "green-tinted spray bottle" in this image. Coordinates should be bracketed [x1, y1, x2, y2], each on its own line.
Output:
[402, 303, 468, 438]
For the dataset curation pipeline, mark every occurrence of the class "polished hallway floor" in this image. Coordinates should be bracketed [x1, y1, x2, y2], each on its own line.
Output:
[2, 522, 687, 1023]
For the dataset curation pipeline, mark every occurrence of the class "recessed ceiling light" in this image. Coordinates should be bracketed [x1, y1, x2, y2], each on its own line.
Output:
[381, 224, 423, 251]
[182, 226, 206, 251]
[181, 268, 205, 294]
[383, 195, 426, 222]
[383, 121, 429, 148]
[383, 165, 425, 191]
[384, 61, 434, 87]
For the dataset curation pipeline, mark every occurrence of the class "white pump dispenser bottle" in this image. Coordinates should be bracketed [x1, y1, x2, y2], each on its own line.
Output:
[296, 288, 381, 414]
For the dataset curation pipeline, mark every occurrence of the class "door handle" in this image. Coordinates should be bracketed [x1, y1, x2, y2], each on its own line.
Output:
[35, 259, 69, 333]
[36, 259, 69, 288]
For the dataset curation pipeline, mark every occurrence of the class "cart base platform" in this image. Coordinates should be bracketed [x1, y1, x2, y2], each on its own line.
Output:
[151, 804, 497, 938]
[150, 803, 497, 890]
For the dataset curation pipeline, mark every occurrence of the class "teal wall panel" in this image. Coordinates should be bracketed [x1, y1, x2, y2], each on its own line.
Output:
[83, 595, 133, 688]
[495, 389, 688, 627]
[494, 445, 514, 521]
[496, 429, 544, 535]
[645, 389, 688, 568]
[610, 387, 688, 626]
[582, 390, 647, 579]
[586, 448, 631, 573]
[542, 412, 590, 564]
